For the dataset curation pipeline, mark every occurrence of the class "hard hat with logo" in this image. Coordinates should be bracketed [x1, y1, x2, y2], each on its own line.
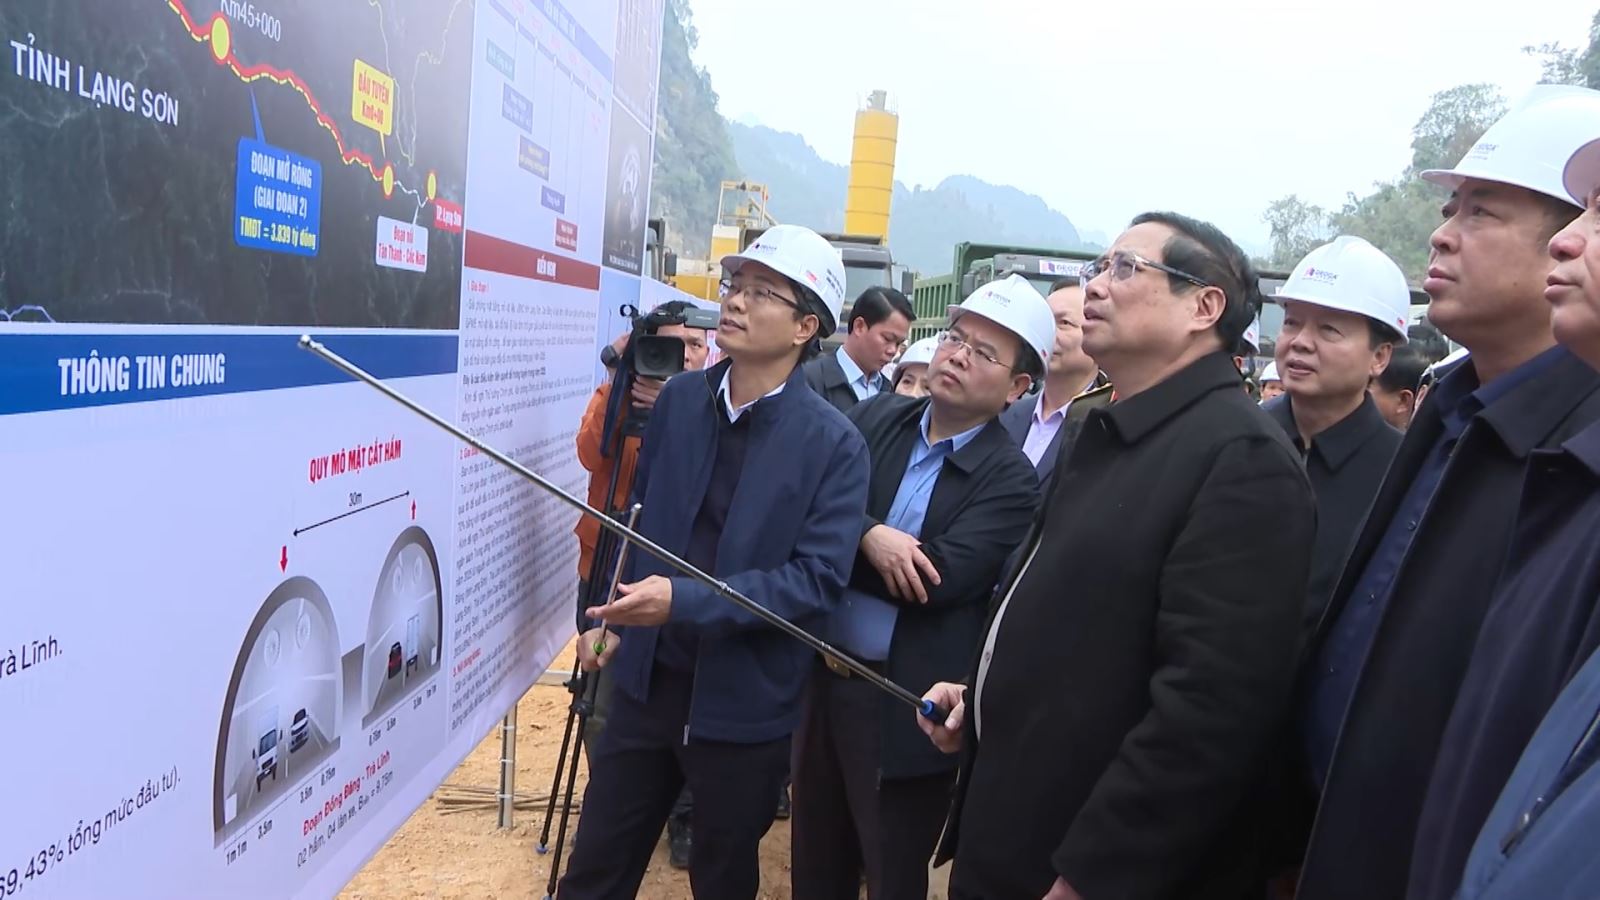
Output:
[1241, 315, 1261, 354]
[1259, 361, 1281, 384]
[947, 274, 1056, 370]
[721, 224, 847, 336]
[1270, 236, 1411, 342]
[896, 336, 939, 371]
[1421, 84, 1600, 207]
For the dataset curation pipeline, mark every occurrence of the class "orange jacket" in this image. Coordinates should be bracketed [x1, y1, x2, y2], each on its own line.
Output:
[574, 382, 641, 577]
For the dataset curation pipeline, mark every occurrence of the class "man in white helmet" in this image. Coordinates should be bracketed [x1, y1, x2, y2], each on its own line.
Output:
[1265, 236, 1407, 629]
[1257, 361, 1284, 403]
[562, 224, 871, 899]
[1290, 85, 1600, 900]
[791, 274, 1046, 900]
[918, 212, 1314, 900]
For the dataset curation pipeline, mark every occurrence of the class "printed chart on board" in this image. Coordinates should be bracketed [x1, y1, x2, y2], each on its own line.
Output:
[0, 0, 665, 897]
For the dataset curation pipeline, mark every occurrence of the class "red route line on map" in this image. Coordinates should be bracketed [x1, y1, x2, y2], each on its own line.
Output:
[165, 0, 411, 197]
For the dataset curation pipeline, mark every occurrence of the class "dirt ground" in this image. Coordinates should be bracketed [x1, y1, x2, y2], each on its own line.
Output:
[339, 642, 953, 899]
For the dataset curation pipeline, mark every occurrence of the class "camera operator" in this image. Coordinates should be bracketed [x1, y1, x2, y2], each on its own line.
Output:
[574, 303, 711, 704]
[559, 224, 871, 899]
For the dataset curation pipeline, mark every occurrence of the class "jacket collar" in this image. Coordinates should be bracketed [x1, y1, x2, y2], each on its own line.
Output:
[897, 396, 1014, 475]
[1269, 393, 1392, 470]
[700, 357, 811, 418]
[1100, 352, 1242, 444]
[1473, 347, 1600, 459]
[819, 351, 851, 390]
[1561, 419, 1600, 479]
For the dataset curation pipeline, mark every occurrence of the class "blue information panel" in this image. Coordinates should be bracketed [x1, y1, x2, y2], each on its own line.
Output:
[233, 137, 323, 257]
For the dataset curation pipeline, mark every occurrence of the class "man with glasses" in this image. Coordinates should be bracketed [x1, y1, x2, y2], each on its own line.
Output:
[560, 224, 871, 899]
[918, 212, 1315, 900]
[804, 286, 916, 413]
[791, 275, 1047, 900]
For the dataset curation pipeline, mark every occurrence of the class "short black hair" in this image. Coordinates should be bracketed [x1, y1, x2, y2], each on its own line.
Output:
[1047, 277, 1081, 295]
[1376, 346, 1430, 394]
[1129, 211, 1262, 350]
[784, 277, 828, 361]
[1368, 321, 1406, 349]
[1536, 194, 1583, 244]
[849, 287, 914, 332]
[1011, 335, 1046, 383]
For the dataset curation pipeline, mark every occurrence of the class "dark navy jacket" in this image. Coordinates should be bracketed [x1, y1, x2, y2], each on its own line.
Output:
[1454, 640, 1600, 899]
[606, 358, 870, 744]
[1409, 420, 1600, 899]
[1294, 347, 1600, 900]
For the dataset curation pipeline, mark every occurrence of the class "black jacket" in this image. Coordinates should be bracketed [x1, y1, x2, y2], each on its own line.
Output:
[999, 377, 1113, 491]
[940, 352, 1316, 900]
[1264, 393, 1401, 631]
[845, 394, 1039, 779]
[802, 350, 864, 413]
[1294, 347, 1600, 900]
[1410, 419, 1600, 898]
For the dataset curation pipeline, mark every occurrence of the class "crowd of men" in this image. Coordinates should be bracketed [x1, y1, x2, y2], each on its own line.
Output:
[558, 81, 1600, 900]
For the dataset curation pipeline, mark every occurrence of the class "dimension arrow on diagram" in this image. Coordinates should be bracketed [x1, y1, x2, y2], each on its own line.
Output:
[294, 490, 412, 537]
[411, 500, 416, 520]
[280, 546, 288, 571]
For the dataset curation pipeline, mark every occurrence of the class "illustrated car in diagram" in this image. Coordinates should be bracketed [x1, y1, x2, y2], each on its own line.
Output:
[387, 642, 402, 679]
[290, 708, 309, 753]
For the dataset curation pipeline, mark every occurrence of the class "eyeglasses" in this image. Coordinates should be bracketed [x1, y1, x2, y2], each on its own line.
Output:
[719, 279, 802, 313]
[937, 330, 1012, 369]
[1079, 250, 1212, 290]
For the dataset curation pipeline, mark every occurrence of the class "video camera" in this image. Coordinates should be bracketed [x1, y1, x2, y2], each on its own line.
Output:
[599, 302, 719, 448]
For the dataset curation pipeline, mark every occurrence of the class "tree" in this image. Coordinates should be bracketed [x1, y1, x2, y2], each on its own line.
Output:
[1407, 84, 1506, 175]
[649, 0, 739, 257]
[1524, 11, 1600, 89]
[1262, 195, 1331, 269]
[1264, 81, 1506, 284]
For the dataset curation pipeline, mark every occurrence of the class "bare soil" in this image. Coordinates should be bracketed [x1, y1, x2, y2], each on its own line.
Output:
[340, 642, 951, 899]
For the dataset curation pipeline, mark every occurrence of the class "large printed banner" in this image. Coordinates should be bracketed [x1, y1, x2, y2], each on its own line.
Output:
[0, 0, 665, 896]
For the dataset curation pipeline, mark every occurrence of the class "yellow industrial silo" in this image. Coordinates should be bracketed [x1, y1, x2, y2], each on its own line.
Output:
[844, 90, 898, 240]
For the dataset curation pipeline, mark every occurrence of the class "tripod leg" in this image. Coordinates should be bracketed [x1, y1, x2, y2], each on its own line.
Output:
[544, 670, 599, 900]
[536, 657, 584, 854]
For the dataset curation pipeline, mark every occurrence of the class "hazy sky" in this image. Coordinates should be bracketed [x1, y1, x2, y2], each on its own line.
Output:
[684, 0, 1597, 252]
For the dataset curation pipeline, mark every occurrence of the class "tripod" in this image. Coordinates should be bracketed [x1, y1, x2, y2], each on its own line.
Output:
[534, 360, 647, 899]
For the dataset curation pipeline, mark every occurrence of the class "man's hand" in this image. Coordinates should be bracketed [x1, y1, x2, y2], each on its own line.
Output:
[861, 524, 942, 603]
[587, 575, 673, 627]
[576, 627, 620, 672]
[608, 332, 630, 358]
[630, 376, 667, 410]
[1042, 877, 1083, 900]
[916, 681, 966, 753]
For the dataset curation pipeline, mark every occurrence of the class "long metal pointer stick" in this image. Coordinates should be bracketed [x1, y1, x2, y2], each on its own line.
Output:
[298, 336, 946, 720]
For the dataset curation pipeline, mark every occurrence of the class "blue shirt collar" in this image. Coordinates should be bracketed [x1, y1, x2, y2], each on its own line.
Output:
[836, 346, 881, 391]
[918, 404, 985, 456]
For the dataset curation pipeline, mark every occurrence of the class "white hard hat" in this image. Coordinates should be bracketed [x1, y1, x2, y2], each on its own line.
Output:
[946, 274, 1055, 370]
[1259, 361, 1281, 383]
[1270, 236, 1411, 341]
[1421, 85, 1600, 207]
[1241, 315, 1261, 353]
[897, 336, 939, 369]
[721, 224, 847, 336]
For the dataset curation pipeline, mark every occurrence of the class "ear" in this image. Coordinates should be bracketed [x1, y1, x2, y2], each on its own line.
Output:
[1007, 372, 1033, 403]
[1398, 388, 1416, 414]
[850, 316, 867, 336]
[1190, 285, 1228, 334]
[792, 313, 821, 349]
[1369, 343, 1394, 379]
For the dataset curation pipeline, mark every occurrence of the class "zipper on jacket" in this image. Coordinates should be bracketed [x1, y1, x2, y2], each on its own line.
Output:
[683, 377, 718, 747]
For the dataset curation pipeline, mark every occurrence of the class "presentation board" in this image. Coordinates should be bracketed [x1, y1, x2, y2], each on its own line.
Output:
[0, 0, 665, 896]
